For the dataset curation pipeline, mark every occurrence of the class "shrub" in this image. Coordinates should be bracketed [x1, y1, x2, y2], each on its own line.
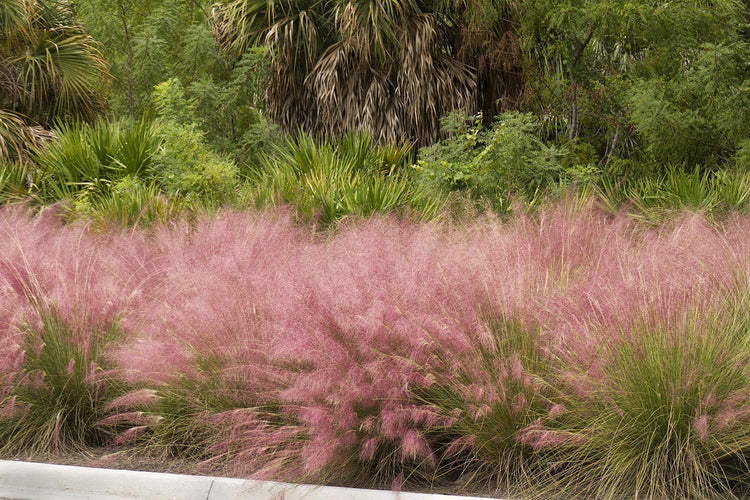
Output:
[416, 111, 567, 214]
[150, 122, 239, 205]
[556, 296, 750, 499]
[72, 176, 190, 230]
[0, 307, 124, 454]
[628, 168, 719, 223]
[35, 120, 161, 202]
[252, 132, 442, 226]
[627, 43, 750, 168]
[153, 69, 277, 169]
[0, 211, 141, 453]
[736, 140, 750, 170]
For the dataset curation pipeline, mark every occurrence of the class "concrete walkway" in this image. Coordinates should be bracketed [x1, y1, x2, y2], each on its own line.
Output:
[0, 460, 497, 500]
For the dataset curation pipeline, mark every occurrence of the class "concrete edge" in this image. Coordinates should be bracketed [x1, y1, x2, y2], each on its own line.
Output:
[0, 460, 498, 500]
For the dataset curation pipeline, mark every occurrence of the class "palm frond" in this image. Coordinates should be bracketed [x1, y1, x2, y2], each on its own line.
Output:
[211, 0, 524, 145]
[0, 109, 52, 162]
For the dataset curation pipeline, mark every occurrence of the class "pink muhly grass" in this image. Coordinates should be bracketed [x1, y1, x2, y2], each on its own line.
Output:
[105, 389, 160, 410]
[0, 395, 27, 418]
[360, 437, 378, 460]
[97, 411, 161, 427]
[113, 426, 150, 446]
[445, 435, 476, 456]
[400, 430, 432, 462]
[517, 419, 572, 450]
[694, 415, 709, 441]
[204, 407, 307, 479]
[548, 404, 565, 420]
[713, 405, 750, 432]
[2, 199, 750, 489]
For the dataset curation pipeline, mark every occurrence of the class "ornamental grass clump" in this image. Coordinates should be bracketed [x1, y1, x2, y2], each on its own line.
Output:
[0, 208, 147, 453]
[0, 307, 124, 454]
[552, 294, 750, 499]
[413, 316, 568, 493]
[103, 211, 310, 476]
[2, 199, 750, 497]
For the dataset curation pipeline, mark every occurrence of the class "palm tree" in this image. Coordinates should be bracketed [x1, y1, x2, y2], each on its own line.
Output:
[0, 0, 109, 161]
[212, 0, 523, 146]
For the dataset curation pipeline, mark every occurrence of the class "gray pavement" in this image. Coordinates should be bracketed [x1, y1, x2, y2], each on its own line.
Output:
[0, 460, 498, 500]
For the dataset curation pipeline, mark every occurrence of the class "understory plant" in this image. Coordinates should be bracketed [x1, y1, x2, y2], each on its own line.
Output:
[416, 111, 567, 214]
[598, 167, 750, 223]
[72, 176, 190, 230]
[34, 119, 161, 202]
[0, 307, 125, 454]
[251, 132, 443, 226]
[553, 294, 750, 499]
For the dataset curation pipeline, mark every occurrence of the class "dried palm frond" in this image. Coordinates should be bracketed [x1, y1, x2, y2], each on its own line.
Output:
[212, 0, 525, 145]
[0, 0, 108, 162]
[0, 109, 54, 162]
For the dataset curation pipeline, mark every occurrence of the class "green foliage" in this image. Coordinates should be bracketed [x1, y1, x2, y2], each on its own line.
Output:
[146, 375, 237, 459]
[521, 0, 746, 161]
[31, 95, 239, 213]
[72, 176, 189, 230]
[1, 0, 745, 228]
[152, 79, 197, 126]
[252, 132, 442, 226]
[75, 0, 274, 162]
[151, 122, 239, 205]
[34, 119, 161, 201]
[184, 48, 277, 164]
[416, 111, 567, 214]
[736, 141, 750, 170]
[629, 168, 719, 219]
[628, 43, 750, 168]
[559, 298, 750, 498]
[0, 308, 123, 454]
[152, 65, 277, 168]
[75, 0, 215, 118]
[0, 0, 109, 124]
[30, 114, 229, 222]
[597, 167, 750, 223]
[0, 162, 32, 202]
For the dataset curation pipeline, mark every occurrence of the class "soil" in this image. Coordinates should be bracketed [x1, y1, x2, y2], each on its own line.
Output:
[0, 447, 205, 477]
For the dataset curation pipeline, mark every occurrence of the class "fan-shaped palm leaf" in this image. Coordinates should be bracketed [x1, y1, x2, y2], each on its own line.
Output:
[0, 0, 108, 162]
[0, 109, 51, 162]
[10, 26, 108, 122]
[212, 0, 524, 145]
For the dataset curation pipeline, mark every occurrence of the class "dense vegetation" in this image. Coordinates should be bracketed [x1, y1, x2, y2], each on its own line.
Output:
[1, 0, 750, 497]
[3, 204, 750, 499]
[0, 0, 747, 226]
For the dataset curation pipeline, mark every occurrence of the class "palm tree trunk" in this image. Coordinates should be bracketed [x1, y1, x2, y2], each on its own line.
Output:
[568, 81, 578, 141]
[604, 123, 621, 169]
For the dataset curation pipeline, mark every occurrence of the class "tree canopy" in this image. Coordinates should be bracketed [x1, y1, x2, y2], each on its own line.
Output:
[212, 0, 525, 144]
